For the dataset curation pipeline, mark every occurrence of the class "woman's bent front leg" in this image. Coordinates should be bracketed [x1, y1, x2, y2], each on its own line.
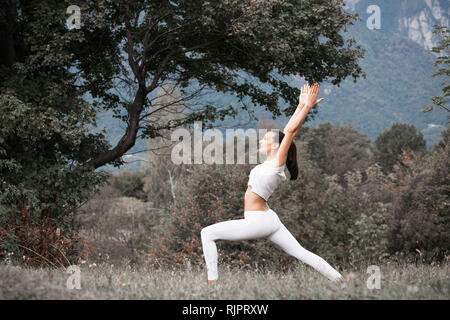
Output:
[201, 217, 274, 281]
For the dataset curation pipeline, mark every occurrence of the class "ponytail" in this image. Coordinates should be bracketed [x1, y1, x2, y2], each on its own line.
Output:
[278, 131, 298, 180]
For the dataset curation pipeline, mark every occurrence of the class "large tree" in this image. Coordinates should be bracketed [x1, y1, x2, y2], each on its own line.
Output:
[302, 122, 373, 182]
[374, 123, 427, 174]
[0, 0, 365, 265]
[2, 0, 365, 168]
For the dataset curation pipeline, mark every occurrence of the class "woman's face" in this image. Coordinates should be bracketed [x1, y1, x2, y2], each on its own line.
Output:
[258, 131, 278, 156]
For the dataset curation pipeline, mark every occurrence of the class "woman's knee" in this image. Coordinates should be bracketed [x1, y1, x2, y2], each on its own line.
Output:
[201, 225, 213, 241]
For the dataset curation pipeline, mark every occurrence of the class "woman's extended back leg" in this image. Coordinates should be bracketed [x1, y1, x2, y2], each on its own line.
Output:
[268, 223, 343, 282]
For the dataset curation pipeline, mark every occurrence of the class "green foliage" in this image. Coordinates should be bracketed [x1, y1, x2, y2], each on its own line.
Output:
[0, 0, 123, 266]
[4, 0, 366, 170]
[374, 123, 427, 173]
[296, 181, 354, 265]
[0, 82, 110, 266]
[347, 203, 391, 266]
[423, 25, 449, 119]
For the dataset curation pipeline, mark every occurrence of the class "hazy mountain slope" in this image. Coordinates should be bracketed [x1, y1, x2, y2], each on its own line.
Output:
[280, 0, 449, 147]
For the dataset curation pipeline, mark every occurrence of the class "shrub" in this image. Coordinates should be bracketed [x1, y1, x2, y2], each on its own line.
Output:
[122, 129, 449, 271]
[385, 137, 450, 263]
[347, 202, 391, 266]
[302, 122, 374, 184]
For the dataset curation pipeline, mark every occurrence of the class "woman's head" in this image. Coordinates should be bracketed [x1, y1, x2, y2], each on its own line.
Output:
[258, 130, 298, 180]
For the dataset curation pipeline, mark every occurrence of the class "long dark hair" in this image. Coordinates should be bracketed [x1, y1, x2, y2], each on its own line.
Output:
[278, 131, 298, 180]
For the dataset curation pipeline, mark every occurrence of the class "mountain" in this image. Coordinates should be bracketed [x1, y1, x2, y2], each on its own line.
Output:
[294, 0, 449, 146]
[347, 0, 449, 51]
[95, 0, 449, 172]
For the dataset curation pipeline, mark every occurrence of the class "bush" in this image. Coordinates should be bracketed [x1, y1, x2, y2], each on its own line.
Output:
[271, 149, 392, 268]
[347, 202, 391, 266]
[302, 122, 374, 183]
[0, 165, 108, 268]
[385, 135, 450, 263]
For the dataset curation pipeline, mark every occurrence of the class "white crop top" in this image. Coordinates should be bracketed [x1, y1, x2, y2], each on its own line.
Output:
[247, 159, 287, 201]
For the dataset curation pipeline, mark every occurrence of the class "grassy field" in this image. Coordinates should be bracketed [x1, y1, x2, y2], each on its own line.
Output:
[0, 260, 448, 300]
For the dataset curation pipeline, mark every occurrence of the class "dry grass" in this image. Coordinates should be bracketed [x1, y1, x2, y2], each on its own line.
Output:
[0, 260, 448, 300]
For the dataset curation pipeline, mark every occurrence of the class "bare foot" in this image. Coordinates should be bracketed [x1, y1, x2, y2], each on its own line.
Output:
[208, 280, 216, 285]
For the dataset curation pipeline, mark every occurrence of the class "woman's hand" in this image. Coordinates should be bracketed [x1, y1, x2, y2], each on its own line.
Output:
[298, 83, 324, 109]
[284, 83, 323, 135]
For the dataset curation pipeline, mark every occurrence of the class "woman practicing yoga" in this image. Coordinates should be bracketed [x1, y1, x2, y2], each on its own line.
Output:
[200, 83, 344, 284]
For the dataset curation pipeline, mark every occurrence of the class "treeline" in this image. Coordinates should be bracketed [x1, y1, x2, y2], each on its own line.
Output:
[75, 122, 449, 271]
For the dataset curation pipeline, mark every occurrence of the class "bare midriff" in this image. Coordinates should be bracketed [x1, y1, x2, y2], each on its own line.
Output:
[244, 185, 269, 212]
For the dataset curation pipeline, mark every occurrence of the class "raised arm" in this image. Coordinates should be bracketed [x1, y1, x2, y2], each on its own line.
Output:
[275, 83, 324, 166]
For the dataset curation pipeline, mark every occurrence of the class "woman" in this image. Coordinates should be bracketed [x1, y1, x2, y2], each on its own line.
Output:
[200, 83, 343, 284]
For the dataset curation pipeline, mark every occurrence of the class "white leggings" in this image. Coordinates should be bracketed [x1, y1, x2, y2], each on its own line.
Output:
[200, 208, 343, 282]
